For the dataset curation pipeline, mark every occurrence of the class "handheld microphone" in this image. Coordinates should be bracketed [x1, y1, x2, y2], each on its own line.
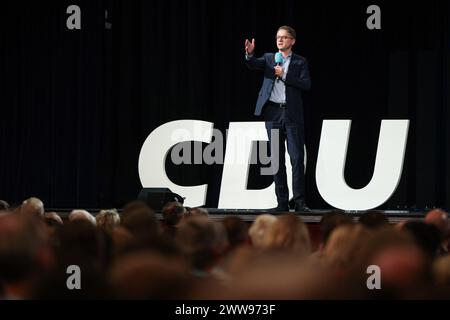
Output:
[275, 52, 284, 81]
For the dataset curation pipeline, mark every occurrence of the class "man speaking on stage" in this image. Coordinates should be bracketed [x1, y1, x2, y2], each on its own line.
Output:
[245, 26, 311, 212]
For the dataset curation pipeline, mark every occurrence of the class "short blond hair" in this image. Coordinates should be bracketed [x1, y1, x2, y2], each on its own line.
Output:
[263, 214, 311, 256]
[96, 209, 120, 231]
[324, 224, 372, 269]
[248, 214, 277, 249]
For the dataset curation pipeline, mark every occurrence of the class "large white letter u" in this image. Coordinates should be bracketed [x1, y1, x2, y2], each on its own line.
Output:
[316, 120, 409, 211]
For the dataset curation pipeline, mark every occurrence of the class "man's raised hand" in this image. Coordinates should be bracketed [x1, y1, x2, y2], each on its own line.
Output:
[245, 38, 255, 55]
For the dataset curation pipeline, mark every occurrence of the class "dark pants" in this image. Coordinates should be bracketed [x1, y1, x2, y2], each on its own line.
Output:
[263, 102, 305, 207]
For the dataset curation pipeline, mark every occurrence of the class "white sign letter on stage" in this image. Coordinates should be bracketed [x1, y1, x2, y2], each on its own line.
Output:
[218, 122, 293, 209]
[138, 120, 213, 207]
[316, 120, 409, 211]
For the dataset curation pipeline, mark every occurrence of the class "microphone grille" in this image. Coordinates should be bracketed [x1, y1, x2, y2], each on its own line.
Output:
[275, 52, 284, 64]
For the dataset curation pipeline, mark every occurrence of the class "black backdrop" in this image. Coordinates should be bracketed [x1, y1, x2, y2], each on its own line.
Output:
[1, 0, 449, 210]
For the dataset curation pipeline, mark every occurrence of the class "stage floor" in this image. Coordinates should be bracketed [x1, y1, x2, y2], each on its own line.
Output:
[155, 209, 427, 224]
[53, 208, 427, 223]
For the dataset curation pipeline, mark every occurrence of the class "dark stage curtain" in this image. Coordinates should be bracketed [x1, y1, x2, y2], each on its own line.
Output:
[1, 0, 449, 210]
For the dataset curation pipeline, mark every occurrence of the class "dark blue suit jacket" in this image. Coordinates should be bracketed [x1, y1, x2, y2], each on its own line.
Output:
[246, 52, 311, 124]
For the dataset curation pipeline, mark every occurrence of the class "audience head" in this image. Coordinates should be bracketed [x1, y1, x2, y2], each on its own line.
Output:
[403, 221, 442, 257]
[222, 216, 249, 250]
[324, 224, 373, 271]
[263, 214, 311, 257]
[96, 208, 120, 232]
[320, 211, 353, 246]
[43, 212, 63, 230]
[68, 209, 96, 226]
[248, 214, 277, 249]
[175, 216, 227, 272]
[21, 197, 45, 218]
[109, 251, 191, 299]
[121, 205, 160, 244]
[0, 200, 10, 211]
[162, 202, 186, 227]
[54, 220, 101, 263]
[363, 226, 432, 297]
[425, 209, 448, 238]
[186, 207, 209, 218]
[371, 244, 428, 295]
[122, 200, 148, 218]
[358, 211, 388, 229]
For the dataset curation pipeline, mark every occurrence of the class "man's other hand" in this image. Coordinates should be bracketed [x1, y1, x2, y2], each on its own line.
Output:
[274, 66, 284, 78]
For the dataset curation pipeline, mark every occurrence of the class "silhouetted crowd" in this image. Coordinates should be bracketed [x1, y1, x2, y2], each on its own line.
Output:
[0, 197, 449, 299]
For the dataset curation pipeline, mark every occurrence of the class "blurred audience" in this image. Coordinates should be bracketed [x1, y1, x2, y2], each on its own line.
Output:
[0, 196, 449, 299]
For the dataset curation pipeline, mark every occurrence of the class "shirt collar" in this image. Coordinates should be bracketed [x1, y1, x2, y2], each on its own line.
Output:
[278, 52, 292, 61]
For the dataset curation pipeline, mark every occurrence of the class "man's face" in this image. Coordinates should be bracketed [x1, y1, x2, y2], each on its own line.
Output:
[276, 29, 295, 51]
